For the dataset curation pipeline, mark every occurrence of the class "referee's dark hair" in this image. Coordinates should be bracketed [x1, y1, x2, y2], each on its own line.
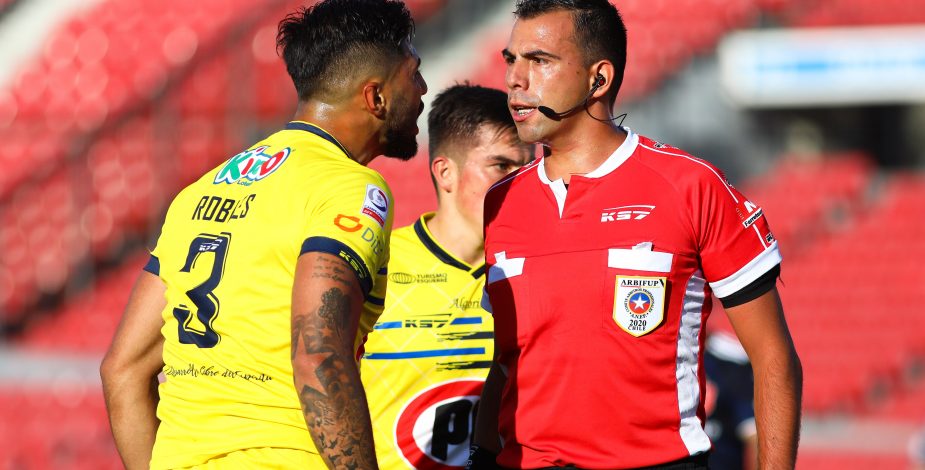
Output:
[277, 0, 415, 102]
[427, 83, 516, 159]
[514, 0, 627, 107]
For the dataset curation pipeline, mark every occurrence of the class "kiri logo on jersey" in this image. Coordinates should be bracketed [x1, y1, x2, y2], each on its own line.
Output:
[214, 146, 291, 185]
[395, 380, 484, 470]
[601, 205, 655, 222]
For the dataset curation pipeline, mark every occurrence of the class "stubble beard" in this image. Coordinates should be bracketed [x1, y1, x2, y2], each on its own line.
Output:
[382, 98, 420, 161]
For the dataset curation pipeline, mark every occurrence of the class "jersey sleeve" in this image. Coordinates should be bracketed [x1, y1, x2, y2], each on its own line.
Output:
[145, 187, 190, 277]
[690, 164, 781, 299]
[301, 169, 393, 303]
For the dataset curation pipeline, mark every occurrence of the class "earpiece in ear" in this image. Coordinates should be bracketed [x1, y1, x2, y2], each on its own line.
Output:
[595, 74, 606, 88]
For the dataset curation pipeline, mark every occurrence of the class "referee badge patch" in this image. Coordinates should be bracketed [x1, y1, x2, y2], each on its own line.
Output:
[614, 276, 666, 337]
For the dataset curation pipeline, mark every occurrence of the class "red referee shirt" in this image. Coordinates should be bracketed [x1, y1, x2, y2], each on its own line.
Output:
[482, 129, 780, 469]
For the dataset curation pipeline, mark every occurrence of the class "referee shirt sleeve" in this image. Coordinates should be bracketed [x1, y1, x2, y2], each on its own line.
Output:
[687, 161, 782, 299]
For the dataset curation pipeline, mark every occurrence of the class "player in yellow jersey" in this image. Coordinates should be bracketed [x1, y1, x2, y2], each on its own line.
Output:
[100, 1, 427, 468]
[361, 84, 533, 470]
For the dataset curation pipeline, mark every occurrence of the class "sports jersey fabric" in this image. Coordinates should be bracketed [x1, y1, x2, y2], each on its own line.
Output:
[144, 122, 392, 469]
[362, 213, 492, 470]
[482, 128, 781, 469]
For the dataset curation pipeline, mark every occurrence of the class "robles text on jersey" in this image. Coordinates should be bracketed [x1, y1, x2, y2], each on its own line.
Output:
[191, 194, 256, 222]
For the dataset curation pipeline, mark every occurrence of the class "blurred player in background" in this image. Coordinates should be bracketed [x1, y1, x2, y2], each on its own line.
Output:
[704, 331, 759, 470]
[100, 0, 426, 468]
[472, 0, 802, 468]
[362, 84, 533, 469]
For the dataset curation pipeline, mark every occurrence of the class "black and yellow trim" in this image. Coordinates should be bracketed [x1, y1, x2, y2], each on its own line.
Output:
[301, 236, 373, 298]
[413, 214, 486, 279]
[285, 121, 351, 158]
[143, 255, 160, 276]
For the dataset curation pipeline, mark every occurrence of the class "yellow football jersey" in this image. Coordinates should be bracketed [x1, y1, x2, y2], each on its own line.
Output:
[146, 122, 393, 469]
[361, 213, 492, 470]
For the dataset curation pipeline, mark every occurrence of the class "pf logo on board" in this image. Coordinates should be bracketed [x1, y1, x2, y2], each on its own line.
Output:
[394, 380, 484, 470]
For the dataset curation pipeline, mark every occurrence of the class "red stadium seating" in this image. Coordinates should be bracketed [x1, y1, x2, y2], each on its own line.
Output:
[782, 174, 925, 413]
[467, 0, 773, 103]
[14, 254, 145, 354]
[709, 163, 925, 415]
[0, 386, 120, 469]
[785, 0, 925, 27]
[866, 380, 925, 423]
[0, 0, 449, 320]
[2, 0, 278, 198]
[740, 153, 873, 256]
[796, 450, 909, 470]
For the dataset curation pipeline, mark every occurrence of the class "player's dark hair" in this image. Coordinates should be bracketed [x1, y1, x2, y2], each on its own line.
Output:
[514, 0, 627, 106]
[428, 83, 516, 158]
[277, 0, 415, 101]
[427, 84, 518, 189]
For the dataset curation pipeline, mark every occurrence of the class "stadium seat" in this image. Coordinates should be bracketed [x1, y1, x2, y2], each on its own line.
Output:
[0, 386, 121, 469]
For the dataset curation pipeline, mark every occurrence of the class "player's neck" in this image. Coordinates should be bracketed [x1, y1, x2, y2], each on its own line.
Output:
[426, 210, 484, 267]
[292, 101, 381, 166]
[543, 120, 626, 183]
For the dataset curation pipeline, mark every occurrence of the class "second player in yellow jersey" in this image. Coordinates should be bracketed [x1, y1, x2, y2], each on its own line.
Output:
[363, 214, 491, 469]
[362, 84, 532, 470]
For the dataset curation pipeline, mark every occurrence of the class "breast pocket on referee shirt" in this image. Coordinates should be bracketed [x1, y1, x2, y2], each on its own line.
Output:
[604, 244, 674, 337]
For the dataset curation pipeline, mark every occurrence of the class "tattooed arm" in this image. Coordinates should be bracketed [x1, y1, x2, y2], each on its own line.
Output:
[291, 251, 378, 470]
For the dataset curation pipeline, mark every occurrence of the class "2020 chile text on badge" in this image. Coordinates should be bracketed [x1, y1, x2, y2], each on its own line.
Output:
[613, 276, 667, 337]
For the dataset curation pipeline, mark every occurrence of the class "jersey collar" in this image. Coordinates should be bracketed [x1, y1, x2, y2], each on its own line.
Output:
[414, 213, 486, 278]
[285, 121, 352, 158]
[537, 127, 639, 217]
[537, 126, 639, 184]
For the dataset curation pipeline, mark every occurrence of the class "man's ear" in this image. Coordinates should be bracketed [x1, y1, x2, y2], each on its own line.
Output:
[590, 60, 616, 100]
[363, 82, 387, 119]
[431, 155, 456, 194]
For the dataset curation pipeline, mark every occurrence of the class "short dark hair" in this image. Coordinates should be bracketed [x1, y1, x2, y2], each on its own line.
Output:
[515, 0, 627, 106]
[277, 0, 415, 101]
[427, 83, 516, 159]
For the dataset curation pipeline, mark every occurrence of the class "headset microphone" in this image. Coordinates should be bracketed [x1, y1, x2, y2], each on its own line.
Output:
[537, 74, 606, 120]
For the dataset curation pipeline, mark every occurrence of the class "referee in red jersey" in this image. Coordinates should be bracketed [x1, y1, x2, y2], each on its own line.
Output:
[469, 1, 802, 469]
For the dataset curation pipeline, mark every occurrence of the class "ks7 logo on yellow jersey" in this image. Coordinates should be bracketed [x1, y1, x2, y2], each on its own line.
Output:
[214, 145, 290, 185]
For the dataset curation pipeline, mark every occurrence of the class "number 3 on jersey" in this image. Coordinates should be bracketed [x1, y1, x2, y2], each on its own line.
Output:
[173, 232, 231, 348]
